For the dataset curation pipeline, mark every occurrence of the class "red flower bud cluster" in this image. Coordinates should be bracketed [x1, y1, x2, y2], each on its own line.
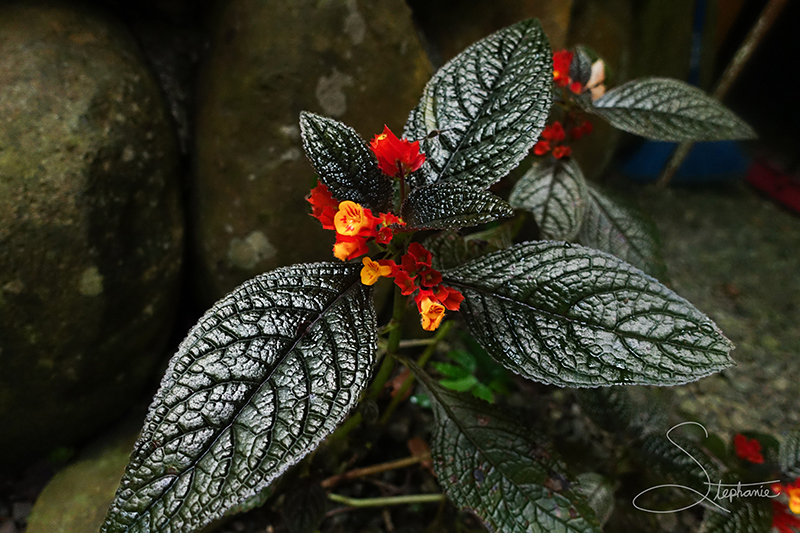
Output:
[552, 50, 583, 94]
[533, 119, 594, 160]
[369, 125, 425, 178]
[733, 433, 764, 464]
[371, 243, 463, 331]
[306, 181, 405, 261]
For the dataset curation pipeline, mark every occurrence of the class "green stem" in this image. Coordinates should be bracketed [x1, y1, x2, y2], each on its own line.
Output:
[367, 285, 406, 402]
[328, 493, 445, 508]
[378, 320, 454, 426]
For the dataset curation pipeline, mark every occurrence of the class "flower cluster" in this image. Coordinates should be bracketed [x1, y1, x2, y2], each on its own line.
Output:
[369, 125, 425, 178]
[733, 433, 764, 464]
[552, 49, 607, 100]
[773, 480, 800, 515]
[773, 500, 800, 533]
[307, 182, 404, 261]
[360, 243, 463, 331]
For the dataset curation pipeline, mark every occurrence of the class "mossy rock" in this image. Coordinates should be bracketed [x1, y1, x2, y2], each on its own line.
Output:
[0, 1, 183, 467]
[193, 0, 432, 303]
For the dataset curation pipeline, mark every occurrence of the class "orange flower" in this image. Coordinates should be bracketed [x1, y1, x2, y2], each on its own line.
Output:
[369, 125, 426, 178]
[334, 201, 375, 237]
[360, 257, 394, 285]
[789, 485, 800, 514]
[306, 181, 339, 230]
[333, 235, 369, 261]
[418, 295, 446, 331]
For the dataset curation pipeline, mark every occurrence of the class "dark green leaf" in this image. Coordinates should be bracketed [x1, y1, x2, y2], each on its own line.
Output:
[404, 18, 552, 189]
[575, 387, 635, 434]
[299, 111, 392, 212]
[409, 361, 601, 533]
[283, 482, 327, 533]
[574, 473, 614, 527]
[577, 183, 666, 279]
[509, 158, 588, 241]
[590, 78, 756, 141]
[101, 263, 376, 533]
[425, 218, 519, 271]
[443, 242, 734, 387]
[401, 182, 513, 230]
[780, 428, 800, 478]
[698, 499, 772, 533]
[638, 430, 723, 492]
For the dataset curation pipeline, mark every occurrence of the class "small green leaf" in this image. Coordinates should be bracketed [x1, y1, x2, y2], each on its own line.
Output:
[101, 263, 376, 533]
[299, 111, 393, 212]
[409, 361, 601, 533]
[401, 182, 513, 230]
[780, 428, 800, 478]
[590, 77, 756, 141]
[443, 242, 734, 387]
[440, 374, 480, 393]
[509, 158, 589, 241]
[404, 18, 552, 189]
[698, 499, 772, 533]
[577, 183, 665, 278]
[432, 362, 471, 380]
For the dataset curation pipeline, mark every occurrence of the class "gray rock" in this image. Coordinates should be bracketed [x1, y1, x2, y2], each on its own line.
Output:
[193, 0, 432, 302]
[0, 2, 183, 466]
[635, 183, 800, 437]
[25, 423, 139, 533]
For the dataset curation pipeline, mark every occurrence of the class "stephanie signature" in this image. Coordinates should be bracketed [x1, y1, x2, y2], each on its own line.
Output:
[632, 422, 781, 514]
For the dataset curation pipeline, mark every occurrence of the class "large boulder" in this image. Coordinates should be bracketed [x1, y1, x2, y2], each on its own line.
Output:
[193, 0, 432, 303]
[0, 2, 183, 467]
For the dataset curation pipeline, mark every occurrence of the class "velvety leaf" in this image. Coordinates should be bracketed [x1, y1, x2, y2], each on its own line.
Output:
[574, 473, 614, 527]
[577, 183, 665, 278]
[424, 219, 519, 271]
[283, 482, 327, 533]
[300, 111, 392, 212]
[698, 499, 772, 533]
[590, 78, 756, 141]
[409, 361, 601, 533]
[509, 158, 588, 241]
[404, 18, 552, 189]
[779, 428, 800, 478]
[574, 387, 635, 434]
[442, 242, 734, 387]
[101, 263, 376, 533]
[638, 432, 723, 492]
[401, 182, 513, 230]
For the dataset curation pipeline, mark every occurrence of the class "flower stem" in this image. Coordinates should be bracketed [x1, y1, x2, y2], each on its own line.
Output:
[378, 320, 454, 426]
[328, 492, 445, 508]
[320, 453, 430, 489]
[368, 285, 406, 402]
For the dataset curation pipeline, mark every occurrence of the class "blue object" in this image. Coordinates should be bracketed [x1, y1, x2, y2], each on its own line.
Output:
[619, 0, 750, 184]
[620, 141, 751, 184]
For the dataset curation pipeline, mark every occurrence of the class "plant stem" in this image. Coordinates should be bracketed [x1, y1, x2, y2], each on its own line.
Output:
[328, 493, 445, 508]
[320, 453, 430, 489]
[378, 320, 454, 426]
[657, 0, 787, 187]
[368, 286, 406, 402]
